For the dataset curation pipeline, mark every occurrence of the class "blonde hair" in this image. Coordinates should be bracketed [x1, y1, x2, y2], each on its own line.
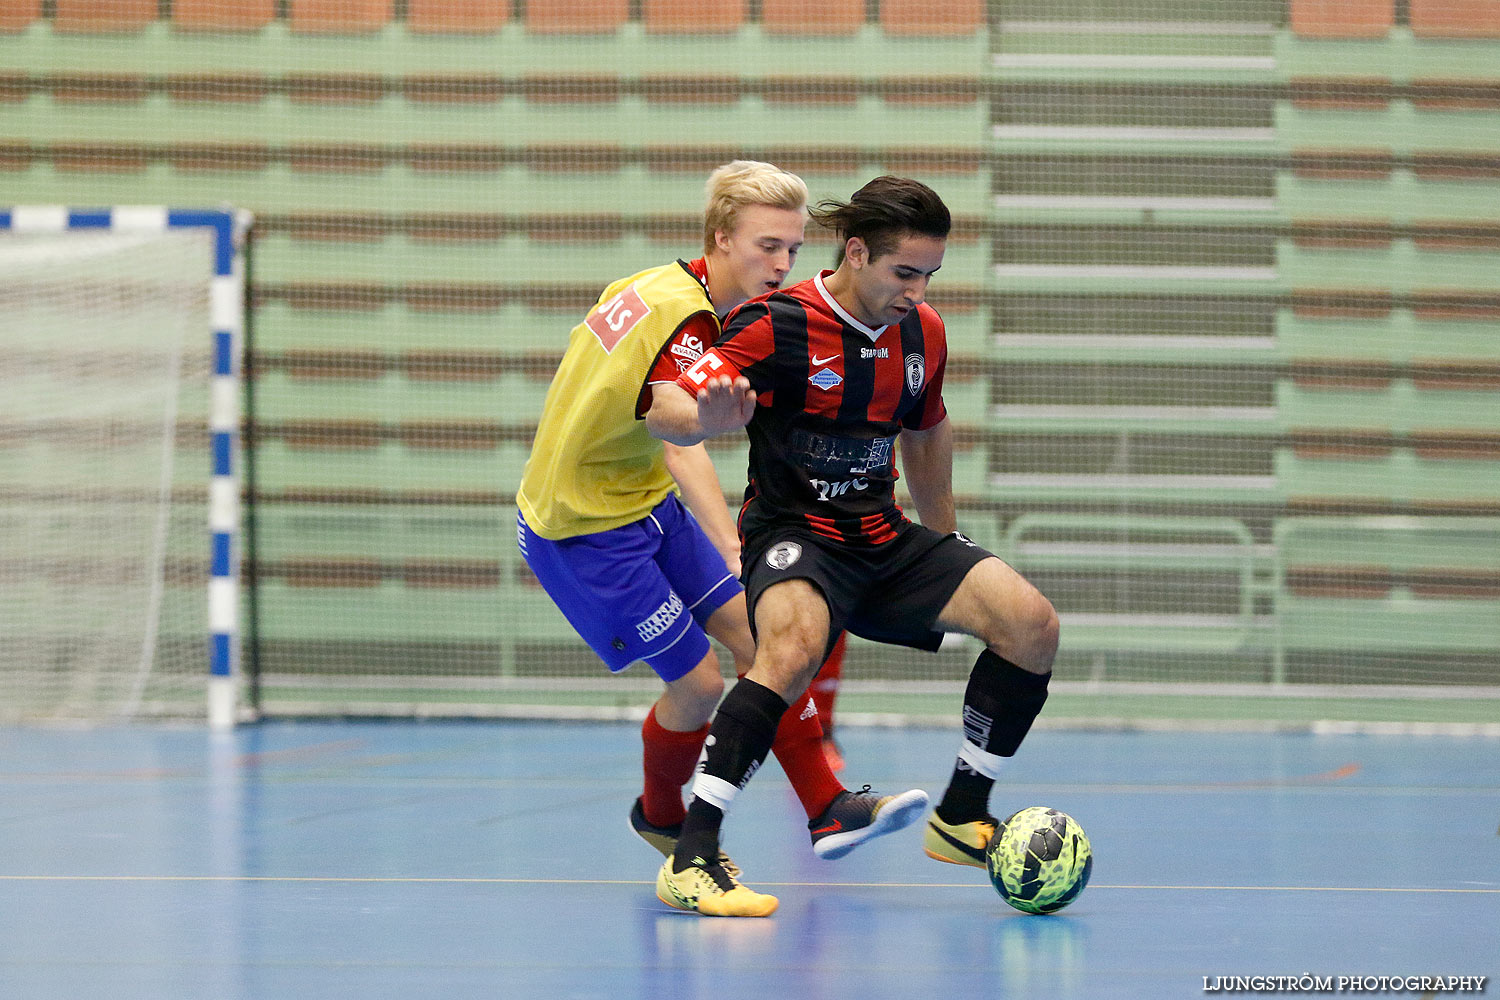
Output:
[703, 160, 809, 256]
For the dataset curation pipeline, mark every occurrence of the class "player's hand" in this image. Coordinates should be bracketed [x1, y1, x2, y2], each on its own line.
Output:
[695, 374, 756, 437]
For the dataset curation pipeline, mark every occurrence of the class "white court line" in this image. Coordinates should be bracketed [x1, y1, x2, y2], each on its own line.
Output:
[1, 875, 1496, 893]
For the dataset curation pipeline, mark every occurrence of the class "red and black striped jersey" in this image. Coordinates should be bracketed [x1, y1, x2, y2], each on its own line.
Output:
[675, 269, 948, 546]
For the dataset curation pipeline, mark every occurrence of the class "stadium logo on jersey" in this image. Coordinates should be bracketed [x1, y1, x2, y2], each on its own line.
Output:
[861, 347, 889, 359]
[765, 541, 802, 570]
[904, 354, 926, 395]
[635, 591, 684, 642]
[809, 368, 843, 391]
[586, 284, 652, 354]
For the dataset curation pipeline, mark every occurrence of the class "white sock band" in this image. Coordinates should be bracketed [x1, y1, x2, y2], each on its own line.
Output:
[957, 739, 1007, 780]
[691, 773, 740, 813]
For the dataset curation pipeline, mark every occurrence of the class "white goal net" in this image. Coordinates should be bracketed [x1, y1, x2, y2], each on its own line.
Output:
[0, 223, 216, 722]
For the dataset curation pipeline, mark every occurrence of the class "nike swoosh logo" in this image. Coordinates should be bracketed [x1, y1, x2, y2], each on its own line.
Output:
[930, 824, 986, 863]
[811, 354, 840, 366]
[811, 819, 843, 835]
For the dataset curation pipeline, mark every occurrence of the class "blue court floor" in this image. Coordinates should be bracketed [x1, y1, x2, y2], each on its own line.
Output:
[1, 720, 1496, 999]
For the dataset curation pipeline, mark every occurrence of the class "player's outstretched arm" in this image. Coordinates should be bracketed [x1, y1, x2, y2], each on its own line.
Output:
[663, 441, 742, 576]
[646, 377, 756, 447]
[898, 418, 957, 535]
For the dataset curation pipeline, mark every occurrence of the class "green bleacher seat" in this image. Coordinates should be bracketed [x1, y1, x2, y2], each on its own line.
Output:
[1277, 104, 1500, 157]
[988, 473, 1278, 510]
[1276, 309, 1500, 366]
[1271, 516, 1500, 679]
[1277, 375, 1500, 433]
[1280, 25, 1500, 84]
[997, 513, 1266, 656]
[940, 307, 991, 358]
[252, 301, 570, 355]
[938, 369, 988, 427]
[1275, 439, 1500, 512]
[254, 369, 549, 425]
[1278, 159, 1500, 223]
[7, 134, 990, 214]
[255, 581, 536, 640]
[1279, 241, 1500, 293]
[256, 435, 526, 497]
[951, 438, 991, 502]
[253, 229, 644, 285]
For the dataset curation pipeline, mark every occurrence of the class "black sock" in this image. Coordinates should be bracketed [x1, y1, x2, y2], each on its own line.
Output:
[936, 769, 993, 826]
[937, 650, 1051, 825]
[673, 677, 788, 872]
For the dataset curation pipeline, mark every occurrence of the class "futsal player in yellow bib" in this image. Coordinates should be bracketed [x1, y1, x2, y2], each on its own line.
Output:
[517, 162, 926, 917]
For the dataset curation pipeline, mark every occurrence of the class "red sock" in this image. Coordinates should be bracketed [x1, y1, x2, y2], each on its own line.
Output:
[640, 704, 708, 828]
[810, 632, 846, 734]
[769, 687, 844, 819]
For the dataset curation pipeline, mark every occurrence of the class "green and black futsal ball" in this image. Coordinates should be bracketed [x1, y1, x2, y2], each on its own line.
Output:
[985, 806, 1092, 914]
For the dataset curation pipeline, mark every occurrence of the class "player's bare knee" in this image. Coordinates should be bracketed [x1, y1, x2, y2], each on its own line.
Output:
[750, 630, 825, 701]
[975, 588, 1057, 673]
[690, 660, 727, 708]
[665, 655, 725, 726]
[749, 581, 830, 698]
[1030, 594, 1061, 667]
[1007, 590, 1059, 672]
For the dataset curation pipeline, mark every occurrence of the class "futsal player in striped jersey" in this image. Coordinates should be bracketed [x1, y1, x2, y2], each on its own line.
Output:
[516, 163, 926, 907]
[649, 177, 1059, 916]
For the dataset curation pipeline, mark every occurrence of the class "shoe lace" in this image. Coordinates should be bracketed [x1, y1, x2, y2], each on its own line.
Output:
[690, 855, 738, 893]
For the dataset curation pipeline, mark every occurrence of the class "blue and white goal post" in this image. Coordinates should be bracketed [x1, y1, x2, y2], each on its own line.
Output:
[0, 206, 251, 728]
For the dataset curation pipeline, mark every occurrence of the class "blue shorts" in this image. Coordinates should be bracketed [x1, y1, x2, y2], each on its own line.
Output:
[517, 494, 742, 683]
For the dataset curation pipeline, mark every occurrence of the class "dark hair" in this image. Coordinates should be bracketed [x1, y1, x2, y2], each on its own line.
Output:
[808, 176, 951, 265]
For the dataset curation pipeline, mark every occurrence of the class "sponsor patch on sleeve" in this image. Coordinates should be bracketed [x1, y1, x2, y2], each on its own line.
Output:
[669, 332, 707, 372]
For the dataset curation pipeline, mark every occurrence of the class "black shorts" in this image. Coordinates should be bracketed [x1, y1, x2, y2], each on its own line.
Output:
[740, 508, 993, 660]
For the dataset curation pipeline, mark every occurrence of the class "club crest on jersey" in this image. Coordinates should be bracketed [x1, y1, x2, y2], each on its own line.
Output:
[808, 367, 842, 391]
[765, 541, 802, 570]
[904, 354, 926, 395]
